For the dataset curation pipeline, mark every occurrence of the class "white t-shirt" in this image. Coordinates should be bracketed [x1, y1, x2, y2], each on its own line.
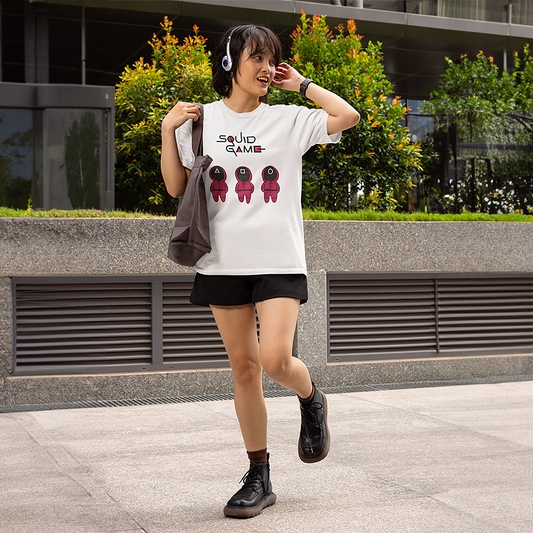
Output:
[175, 100, 341, 275]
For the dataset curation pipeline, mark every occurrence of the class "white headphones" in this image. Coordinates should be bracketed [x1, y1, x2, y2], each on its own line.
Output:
[222, 27, 239, 72]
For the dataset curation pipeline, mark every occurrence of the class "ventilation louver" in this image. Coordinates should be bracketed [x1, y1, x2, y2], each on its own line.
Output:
[328, 274, 532, 362]
[13, 276, 230, 375]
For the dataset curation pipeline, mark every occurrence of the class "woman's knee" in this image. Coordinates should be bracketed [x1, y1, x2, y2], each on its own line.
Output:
[231, 356, 262, 385]
[262, 354, 290, 383]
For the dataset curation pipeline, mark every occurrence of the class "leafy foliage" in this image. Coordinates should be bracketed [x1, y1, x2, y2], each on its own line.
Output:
[422, 47, 533, 214]
[270, 13, 421, 210]
[513, 45, 533, 114]
[115, 18, 216, 214]
[115, 14, 423, 213]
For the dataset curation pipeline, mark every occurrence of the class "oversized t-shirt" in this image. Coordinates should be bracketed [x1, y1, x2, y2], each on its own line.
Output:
[175, 100, 341, 275]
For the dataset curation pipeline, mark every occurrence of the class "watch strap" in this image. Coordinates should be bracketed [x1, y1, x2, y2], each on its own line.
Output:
[299, 78, 314, 99]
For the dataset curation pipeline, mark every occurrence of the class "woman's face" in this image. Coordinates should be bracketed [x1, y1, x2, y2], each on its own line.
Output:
[232, 46, 276, 99]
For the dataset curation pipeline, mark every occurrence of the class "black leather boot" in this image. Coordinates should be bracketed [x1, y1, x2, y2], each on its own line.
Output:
[223, 454, 276, 518]
[298, 385, 330, 463]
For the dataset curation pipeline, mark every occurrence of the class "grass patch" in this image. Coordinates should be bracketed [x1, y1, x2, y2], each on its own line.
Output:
[302, 208, 533, 222]
[0, 208, 169, 218]
[1, 207, 532, 222]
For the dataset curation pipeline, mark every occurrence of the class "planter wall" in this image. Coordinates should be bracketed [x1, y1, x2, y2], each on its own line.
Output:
[1, 218, 532, 409]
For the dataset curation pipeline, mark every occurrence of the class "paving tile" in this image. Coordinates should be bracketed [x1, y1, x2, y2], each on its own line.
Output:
[1, 381, 531, 533]
[433, 487, 533, 533]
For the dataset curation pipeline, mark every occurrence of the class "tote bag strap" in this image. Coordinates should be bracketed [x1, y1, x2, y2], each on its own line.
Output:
[191, 104, 204, 157]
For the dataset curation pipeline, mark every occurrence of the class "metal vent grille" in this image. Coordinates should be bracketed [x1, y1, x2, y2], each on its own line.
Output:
[13, 275, 231, 376]
[328, 277, 437, 362]
[328, 274, 533, 362]
[162, 281, 228, 369]
[14, 281, 153, 373]
[438, 278, 533, 354]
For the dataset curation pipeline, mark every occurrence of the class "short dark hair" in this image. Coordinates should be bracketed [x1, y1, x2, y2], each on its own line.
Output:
[212, 25, 283, 98]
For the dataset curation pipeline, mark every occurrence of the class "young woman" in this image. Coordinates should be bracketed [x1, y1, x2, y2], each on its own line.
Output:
[161, 25, 359, 518]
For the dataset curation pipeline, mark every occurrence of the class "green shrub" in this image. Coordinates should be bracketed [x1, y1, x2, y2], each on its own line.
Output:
[115, 14, 422, 214]
[422, 47, 533, 214]
[514, 44, 533, 115]
[115, 18, 217, 214]
[270, 13, 422, 211]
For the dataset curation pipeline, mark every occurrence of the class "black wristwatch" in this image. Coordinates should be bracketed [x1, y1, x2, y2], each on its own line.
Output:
[299, 78, 314, 99]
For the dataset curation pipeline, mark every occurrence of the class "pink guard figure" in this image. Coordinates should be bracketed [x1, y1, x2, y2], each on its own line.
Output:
[261, 165, 280, 203]
[209, 165, 228, 202]
[235, 167, 254, 203]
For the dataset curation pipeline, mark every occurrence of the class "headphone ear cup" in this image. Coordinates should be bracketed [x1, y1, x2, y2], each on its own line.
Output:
[222, 55, 232, 72]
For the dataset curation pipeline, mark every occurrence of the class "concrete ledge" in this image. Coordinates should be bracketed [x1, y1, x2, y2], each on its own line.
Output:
[303, 220, 533, 273]
[1, 218, 532, 276]
[313, 354, 533, 388]
[2, 354, 531, 410]
[1, 368, 235, 408]
[0, 218, 191, 276]
[1, 217, 531, 408]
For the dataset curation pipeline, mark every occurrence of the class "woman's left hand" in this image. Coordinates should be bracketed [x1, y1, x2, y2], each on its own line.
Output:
[271, 63, 305, 92]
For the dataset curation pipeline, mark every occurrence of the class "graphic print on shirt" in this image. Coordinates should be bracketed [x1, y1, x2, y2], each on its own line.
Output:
[261, 165, 280, 203]
[209, 166, 228, 202]
[235, 167, 254, 203]
[217, 133, 266, 157]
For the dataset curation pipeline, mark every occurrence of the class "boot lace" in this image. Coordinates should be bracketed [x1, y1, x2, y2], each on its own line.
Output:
[302, 400, 323, 427]
[240, 462, 263, 490]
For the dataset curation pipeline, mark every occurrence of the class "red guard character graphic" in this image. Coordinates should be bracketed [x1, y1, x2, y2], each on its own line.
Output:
[209, 166, 228, 202]
[235, 166, 254, 203]
[261, 165, 280, 203]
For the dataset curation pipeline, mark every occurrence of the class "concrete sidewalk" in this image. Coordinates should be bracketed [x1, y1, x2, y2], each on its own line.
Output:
[1, 379, 532, 533]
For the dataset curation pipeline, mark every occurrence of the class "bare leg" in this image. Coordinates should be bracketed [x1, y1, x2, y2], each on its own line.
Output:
[210, 304, 267, 452]
[255, 298, 313, 399]
[256, 299, 329, 464]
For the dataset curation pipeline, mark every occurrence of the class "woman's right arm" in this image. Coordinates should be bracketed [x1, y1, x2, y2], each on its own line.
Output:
[161, 102, 201, 198]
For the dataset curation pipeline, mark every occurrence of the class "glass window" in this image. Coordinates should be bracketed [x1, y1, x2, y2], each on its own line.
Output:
[34, 108, 103, 210]
[0, 109, 33, 209]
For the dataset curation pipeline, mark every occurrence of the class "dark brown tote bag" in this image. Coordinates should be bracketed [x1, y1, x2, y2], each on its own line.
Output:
[167, 104, 213, 266]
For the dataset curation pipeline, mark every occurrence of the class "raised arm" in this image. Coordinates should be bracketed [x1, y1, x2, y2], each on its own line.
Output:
[271, 63, 360, 135]
[161, 102, 200, 198]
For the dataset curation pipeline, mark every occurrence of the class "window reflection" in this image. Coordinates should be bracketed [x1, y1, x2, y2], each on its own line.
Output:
[37, 109, 102, 210]
[0, 108, 106, 210]
[0, 109, 33, 209]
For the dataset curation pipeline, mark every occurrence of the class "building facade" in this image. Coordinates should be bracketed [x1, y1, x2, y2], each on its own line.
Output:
[2, 0, 532, 97]
[0, 0, 532, 211]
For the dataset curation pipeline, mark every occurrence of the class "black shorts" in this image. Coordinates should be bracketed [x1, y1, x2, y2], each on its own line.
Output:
[190, 273, 308, 307]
